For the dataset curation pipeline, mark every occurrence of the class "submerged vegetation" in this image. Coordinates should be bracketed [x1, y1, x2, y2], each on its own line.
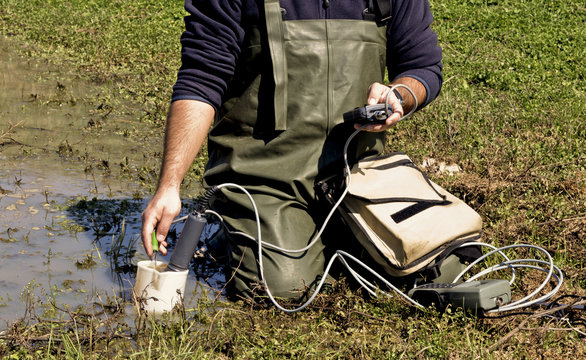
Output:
[0, 0, 584, 358]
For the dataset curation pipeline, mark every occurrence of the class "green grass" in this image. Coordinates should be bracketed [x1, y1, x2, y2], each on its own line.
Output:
[0, 0, 183, 94]
[2, 282, 584, 359]
[0, 0, 585, 358]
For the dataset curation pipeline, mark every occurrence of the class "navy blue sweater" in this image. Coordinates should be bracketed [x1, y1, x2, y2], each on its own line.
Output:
[172, 0, 443, 110]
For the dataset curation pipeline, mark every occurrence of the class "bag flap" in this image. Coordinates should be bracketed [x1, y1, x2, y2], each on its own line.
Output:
[347, 153, 445, 202]
[340, 153, 484, 276]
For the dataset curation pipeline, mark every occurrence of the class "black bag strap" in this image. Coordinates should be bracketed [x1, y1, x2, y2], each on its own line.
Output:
[390, 200, 452, 223]
[363, 0, 392, 24]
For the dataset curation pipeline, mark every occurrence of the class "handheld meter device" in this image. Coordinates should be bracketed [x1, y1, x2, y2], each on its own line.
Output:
[407, 279, 512, 312]
[343, 103, 391, 125]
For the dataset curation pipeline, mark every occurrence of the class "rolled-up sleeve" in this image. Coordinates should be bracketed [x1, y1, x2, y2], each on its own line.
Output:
[172, 0, 246, 111]
[387, 0, 443, 107]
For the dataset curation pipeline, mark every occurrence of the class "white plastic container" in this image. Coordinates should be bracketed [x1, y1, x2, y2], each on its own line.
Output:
[134, 260, 189, 314]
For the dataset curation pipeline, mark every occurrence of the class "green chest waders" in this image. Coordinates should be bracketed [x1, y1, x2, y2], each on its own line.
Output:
[204, 1, 388, 299]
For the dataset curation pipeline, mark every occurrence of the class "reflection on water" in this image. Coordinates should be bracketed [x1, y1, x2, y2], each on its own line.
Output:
[0, 36, 223, 323]
[0, 156, 141, 322]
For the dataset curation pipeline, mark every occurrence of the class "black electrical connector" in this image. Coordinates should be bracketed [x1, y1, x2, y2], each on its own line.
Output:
[166, 186, 219, 272]
[343, 103, 392, 125]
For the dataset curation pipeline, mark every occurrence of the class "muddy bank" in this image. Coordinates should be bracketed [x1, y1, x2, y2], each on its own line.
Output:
[0, 34, 172, 190]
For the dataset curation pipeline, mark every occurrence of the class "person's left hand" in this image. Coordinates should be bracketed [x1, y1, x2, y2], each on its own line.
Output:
[356, 82, 404, 132]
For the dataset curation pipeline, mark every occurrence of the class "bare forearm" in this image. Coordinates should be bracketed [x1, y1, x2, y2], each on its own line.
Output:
[390, 76, 427, 114]
[141, 99, 213, 256]
[157, 99, 214, 192]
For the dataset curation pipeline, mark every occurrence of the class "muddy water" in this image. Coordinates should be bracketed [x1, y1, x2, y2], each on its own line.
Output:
[0, 37, 221, 323]
[0, 156, 136, 321]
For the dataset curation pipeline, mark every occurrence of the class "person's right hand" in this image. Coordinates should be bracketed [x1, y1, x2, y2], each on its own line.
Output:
[141, 187, 182, 257]
[358, 82, 405, 132]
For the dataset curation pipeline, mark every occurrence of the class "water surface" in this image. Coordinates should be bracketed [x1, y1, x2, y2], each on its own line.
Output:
[0, 36, 220, 324]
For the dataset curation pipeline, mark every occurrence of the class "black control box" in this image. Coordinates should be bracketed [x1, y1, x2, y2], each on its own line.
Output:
[343, 103, 391, 124]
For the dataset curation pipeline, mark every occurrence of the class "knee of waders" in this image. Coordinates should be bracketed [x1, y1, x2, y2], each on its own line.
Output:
[213, 223, 328, 302]
[225, 256, 328, 302]
[226, 265, 323, 301]
[263, 272, 322, 301]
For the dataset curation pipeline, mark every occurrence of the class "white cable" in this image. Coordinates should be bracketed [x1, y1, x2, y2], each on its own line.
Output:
[203, 84, 416, 257]
[448, 243, 562, 310]
[484, 263, 564, 312]
[199, 87, 421, 312]
[213, 182, 338, 312]
[453, 242, 517, 285]
[335, 250, 424, 308]
[458, 244, 554, 305]
[201, 184, 564, 314]
[198, 171, 564, 314]
[172, 215, 188, 224]
[186, 84, 563, 313]
[387, 84, 418, 122]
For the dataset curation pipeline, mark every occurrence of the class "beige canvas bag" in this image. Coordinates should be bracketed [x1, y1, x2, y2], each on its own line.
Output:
[339, 152, 483, 277]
